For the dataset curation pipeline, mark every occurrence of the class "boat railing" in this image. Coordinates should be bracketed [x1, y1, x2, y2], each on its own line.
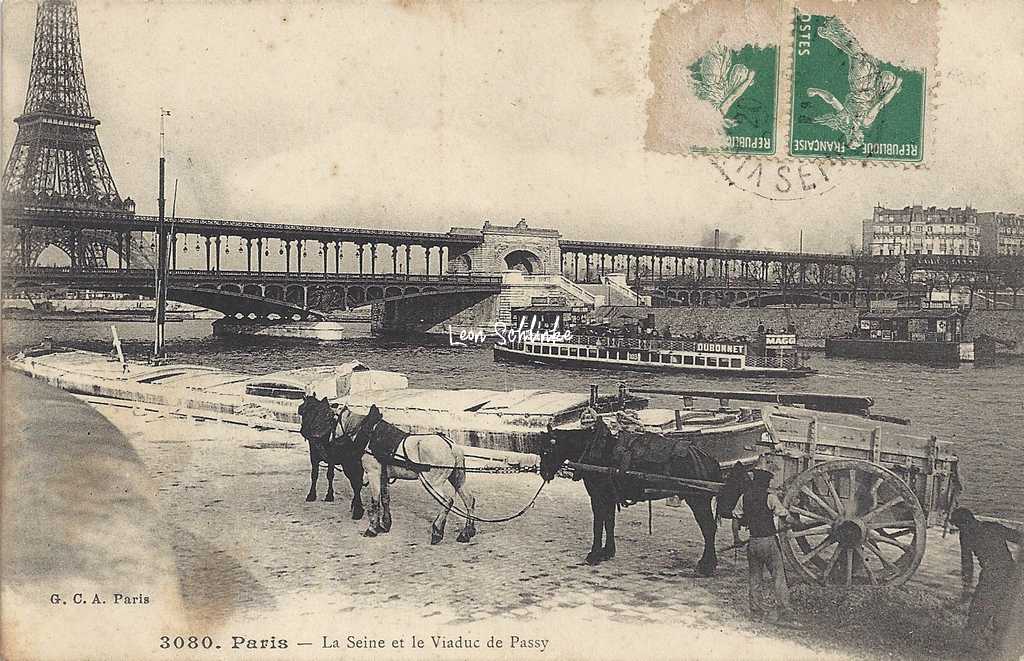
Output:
[745, 354, 799, 369]
[518, 334, 749, 353]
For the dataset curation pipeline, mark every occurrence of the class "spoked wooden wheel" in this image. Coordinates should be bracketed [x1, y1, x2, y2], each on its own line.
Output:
[781, 459, 926, 587]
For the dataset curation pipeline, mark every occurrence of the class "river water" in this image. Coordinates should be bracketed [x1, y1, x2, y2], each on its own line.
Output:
[4, 318, 1023, 521]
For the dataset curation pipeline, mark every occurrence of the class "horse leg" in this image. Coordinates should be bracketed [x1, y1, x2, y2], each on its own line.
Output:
[430, 475, 454, 545]
[324, 463, 335, 502]
[306, 445, 319, 502]
[451, 467, 477, 543]
[584, 479, 605, 565]
[685, 495, 718, 577]
[601, 495, 616, 560]
[378, 465, 392, 533]
[344, 459, 365, 520]
[362, 456, 383, 537]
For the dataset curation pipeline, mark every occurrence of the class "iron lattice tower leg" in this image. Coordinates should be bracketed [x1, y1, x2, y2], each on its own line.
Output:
[3, 0, 135, 269]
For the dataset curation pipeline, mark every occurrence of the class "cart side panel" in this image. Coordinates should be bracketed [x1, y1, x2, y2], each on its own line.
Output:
[762, 407, 959, 526]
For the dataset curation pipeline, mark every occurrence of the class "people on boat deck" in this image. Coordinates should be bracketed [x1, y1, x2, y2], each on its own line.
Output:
[949, 507, 1023, 650]
[733, 467, 794, 623]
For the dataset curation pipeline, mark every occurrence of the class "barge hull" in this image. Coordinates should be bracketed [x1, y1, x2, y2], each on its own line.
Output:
[825, 338, 960, 366]
[493, 345, 813, 378]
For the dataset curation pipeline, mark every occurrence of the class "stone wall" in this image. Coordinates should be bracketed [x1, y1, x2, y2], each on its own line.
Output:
[963, 310, 1024, 354]
[596, 306, 860, 341]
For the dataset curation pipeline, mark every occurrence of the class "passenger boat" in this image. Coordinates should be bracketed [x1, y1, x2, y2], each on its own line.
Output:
[492, 305, 813, 377]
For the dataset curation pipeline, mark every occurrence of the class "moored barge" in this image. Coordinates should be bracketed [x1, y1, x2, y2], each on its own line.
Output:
[826, 308, 967, 366]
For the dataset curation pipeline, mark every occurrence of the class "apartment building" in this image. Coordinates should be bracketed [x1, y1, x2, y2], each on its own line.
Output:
[978, 212, 1024, 256]
[862, 206, 981, 257]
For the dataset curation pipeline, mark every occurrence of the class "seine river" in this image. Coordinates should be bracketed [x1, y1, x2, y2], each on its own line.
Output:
[4, 318, 1023, 521]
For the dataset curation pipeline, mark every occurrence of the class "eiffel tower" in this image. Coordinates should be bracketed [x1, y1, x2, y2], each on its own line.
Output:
[3, 0, 136, 269]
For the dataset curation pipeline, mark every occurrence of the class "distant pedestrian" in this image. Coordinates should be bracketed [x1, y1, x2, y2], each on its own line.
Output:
[733, 467, 792, 623]
[950, 508, 1022, 651]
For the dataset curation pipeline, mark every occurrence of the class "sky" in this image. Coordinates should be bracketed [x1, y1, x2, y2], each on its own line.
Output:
[3, 0, 1023, 253]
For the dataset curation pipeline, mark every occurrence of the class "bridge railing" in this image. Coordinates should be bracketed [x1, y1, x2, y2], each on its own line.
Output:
[9, 266, 503, 286]
[7, 206, 482, 245]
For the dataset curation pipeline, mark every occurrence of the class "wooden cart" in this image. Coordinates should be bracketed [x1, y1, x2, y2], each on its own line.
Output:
[562, 398, 960, 588]
[760, 405, 959, 588]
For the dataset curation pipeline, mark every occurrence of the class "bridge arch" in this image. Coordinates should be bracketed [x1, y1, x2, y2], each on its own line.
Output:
[503, 249, 542, 275]
[285, 285, 305, 305]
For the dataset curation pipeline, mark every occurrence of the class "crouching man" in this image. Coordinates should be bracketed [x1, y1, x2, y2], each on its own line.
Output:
[950, 507, 1022, 652]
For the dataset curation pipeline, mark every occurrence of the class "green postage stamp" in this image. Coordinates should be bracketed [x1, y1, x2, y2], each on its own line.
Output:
[790, 13, 925, 162]
[689, 44, 778, 155]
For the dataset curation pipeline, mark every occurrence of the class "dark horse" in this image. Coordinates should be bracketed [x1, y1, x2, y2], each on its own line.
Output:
[298, 393, 364, 520]
[539, 415, 722, 576]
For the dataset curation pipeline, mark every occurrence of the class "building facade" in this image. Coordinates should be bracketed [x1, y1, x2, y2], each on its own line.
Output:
[447, 220, 562, 275]
[977, 212, 1024, 256]
[863, 206, 981, 257]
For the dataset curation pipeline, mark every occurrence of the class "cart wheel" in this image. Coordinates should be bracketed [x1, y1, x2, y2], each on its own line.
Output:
[780, 459, 926, 587]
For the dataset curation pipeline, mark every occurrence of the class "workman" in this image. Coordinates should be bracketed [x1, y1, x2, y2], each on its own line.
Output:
[950, 507, 1022, 650]
[733, 467, 793, 622]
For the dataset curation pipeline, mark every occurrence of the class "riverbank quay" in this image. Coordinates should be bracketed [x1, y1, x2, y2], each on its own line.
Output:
[597, 307, 1024, 355]
[1, 369, 187, 660]
[8, 379, 1016, 661]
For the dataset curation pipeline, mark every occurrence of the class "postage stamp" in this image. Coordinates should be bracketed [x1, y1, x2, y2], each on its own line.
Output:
[645, 1, 784, 157]
[789, 10, 928, 162]
[689, 44, 778, 155]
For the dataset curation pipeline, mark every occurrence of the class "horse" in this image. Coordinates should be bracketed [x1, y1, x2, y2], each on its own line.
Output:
[298, 394, 365, 520]
[335, 404, 478, 544]
[539, 415, 722, 576]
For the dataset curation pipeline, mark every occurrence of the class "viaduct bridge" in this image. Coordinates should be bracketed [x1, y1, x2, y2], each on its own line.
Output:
[4, 0, 1023, 326]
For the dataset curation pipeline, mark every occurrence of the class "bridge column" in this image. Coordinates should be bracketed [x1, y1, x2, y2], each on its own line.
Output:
[170, 232, 178, 270]
[585, 253, 591, 282]
[257, 238, 264, 272]
[116, 231, 123, 269]
[404, 245, 411, 279]
[357, 244, 365, 274]
[297, 240, 304, 273]
[215, 236, 222, 271]
[370, 243, 377, 274]
[285, 240, 292, 273]
[246, 238, 253, 272]
[125, 232, 131, 268]
[391, 244, 398, 274]
[321, 241, 328, 275]
[335, 242, 342, 274]
[424, 245, 431, 276]
[573, 253, 579, 281]
[204, 236, 211, 271]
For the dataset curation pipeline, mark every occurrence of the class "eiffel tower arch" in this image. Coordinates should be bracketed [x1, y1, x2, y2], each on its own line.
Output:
[2, 0, 136, 270]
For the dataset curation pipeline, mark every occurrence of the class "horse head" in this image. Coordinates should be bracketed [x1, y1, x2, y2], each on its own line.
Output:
[538, 415, 610, 482]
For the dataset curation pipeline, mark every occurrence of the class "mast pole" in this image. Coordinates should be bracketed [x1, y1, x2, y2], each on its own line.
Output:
[154, 108, 170, 359]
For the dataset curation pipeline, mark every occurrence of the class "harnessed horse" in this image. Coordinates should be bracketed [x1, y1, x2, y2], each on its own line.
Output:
[335, 405, 478, 544]
[299, 397, 365, 520]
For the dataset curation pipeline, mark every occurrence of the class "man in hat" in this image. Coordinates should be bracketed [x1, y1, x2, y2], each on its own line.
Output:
[949, 507, 1022, 649]
[733, 466, 793, 622]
